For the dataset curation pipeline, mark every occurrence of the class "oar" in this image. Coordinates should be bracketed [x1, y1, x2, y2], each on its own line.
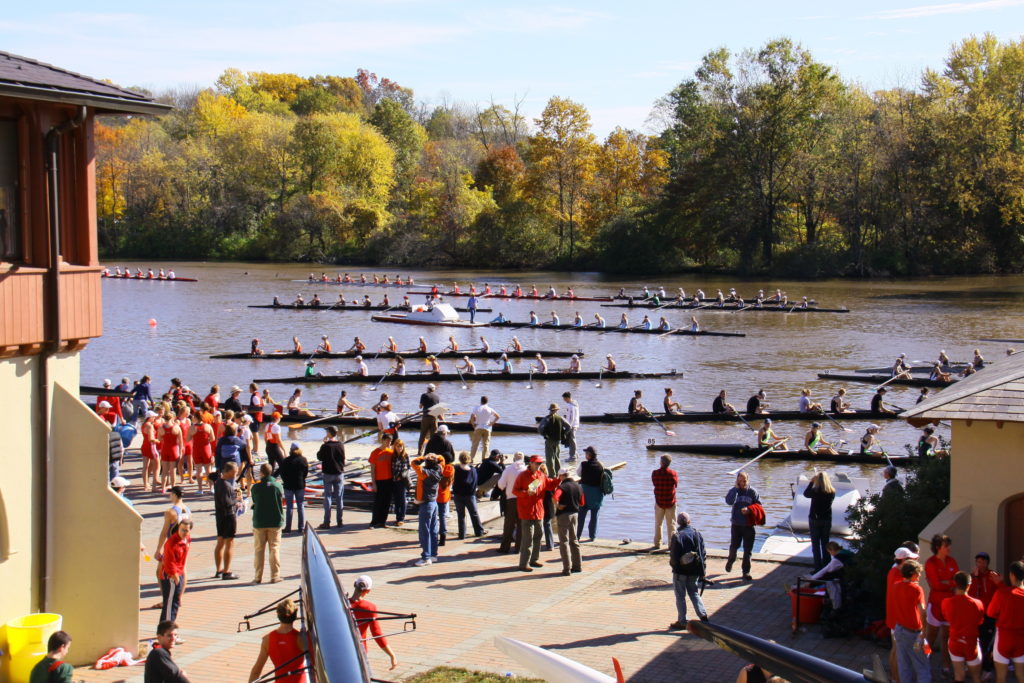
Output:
[875, 375, 905, 390]
[456, 366, 468, 390]
[288, 412, 346, 431]
[729, 439, 790, 475]
[594, 369, 603, 388]
[370, 370, 391, 392]
[525, 367, 534, 389]
[821, 411, 852, 433]
[732, 411, 757, 432]
[649, 412, 676, 437]
[342, 410, 425, 445]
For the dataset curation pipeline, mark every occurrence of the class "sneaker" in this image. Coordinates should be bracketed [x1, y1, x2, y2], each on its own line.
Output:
[253, 578, 262, 584]
[725, 560, 734, 573]
[394, 521, 404, 527]
[651, 543, 661, 551]
[415, 558, 430, 567]
[571, 567, 582, 573]
[668, 622, 685, 631]
[270, 577, 283, 583]
[529, 561, 543, 568]
[519, 565, 533, 572]
[222, 572, 239, 580]
[562, 569, 571, 576]
[317, 523, 331, 530]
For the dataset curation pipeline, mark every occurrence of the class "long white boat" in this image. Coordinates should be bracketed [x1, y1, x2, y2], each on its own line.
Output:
[371, 302, 489, 328]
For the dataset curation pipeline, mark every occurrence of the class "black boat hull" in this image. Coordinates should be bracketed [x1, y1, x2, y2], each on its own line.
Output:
[281, 414, 537, 433]
[488, 321, 745, 337]
[817, 372, 955, 388]
[248, 304, 491, 313]
[552, 409, 903, 425]
[601, 302, 846, 313]
[645, 442, 918, 466]
[211, 349, 581, 360]
[255, 370, 678, 384]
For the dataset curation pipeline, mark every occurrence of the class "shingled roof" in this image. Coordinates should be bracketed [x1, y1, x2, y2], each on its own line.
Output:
[0, 51, 170, 116]
[904, 352, 1024, 425]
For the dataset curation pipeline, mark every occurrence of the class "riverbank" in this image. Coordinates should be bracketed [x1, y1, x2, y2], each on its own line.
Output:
[74, 450, 884, 682]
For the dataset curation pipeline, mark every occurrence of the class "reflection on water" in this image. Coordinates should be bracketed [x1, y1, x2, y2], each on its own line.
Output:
[85, 264, 1024, 546]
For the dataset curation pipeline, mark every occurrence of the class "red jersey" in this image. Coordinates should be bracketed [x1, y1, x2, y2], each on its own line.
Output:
[160, 533, 190, 579]
[885, 564, 904, 629]
[350, 598, 387, 651]
[891, 579, 926, 631]
[988, 585, 1024, 634]
[266, 628, 307, 683]
[926, 554, 959, 609]
[969, 569, 1003, 609]
[942, 594, 985, 648]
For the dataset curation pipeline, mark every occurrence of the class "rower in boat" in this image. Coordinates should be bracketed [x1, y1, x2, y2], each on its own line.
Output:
[916, 388, 930, 404]
[664, 387, 683, 415]
[960, 364, 977, 378]
[778, 294, 788, 307]
[348, 337, 367, 354]
[392, 356, 407, 376]
[650, 293, 661, 306]
[147, 268, 155, 279]
[695, 289, 705, 302]
[507, 336, 523, 352]
[287, 389, 316, 418]
[251, 338, 264, 357]
[546, 311, 560, 326]
[566, 287, 575, 298]
[354, 356, 369, 376]
[870, 387, 894, 415]
[758, 419, 787, 450]
[362, 295, 372, 307]
[529, 285, 539, 297]
[304, 360, 320, 378]
[799, 296, 809, 309]
[628, 390, 650, 417]
[427, 356, 442, 374]
[457, 356, 476, 375]
[113, 266, 121, 276]
[604, 354, 617, 372]
[499, 285, 508, 296]
[593, 313, 606, 328]
[573, 312, 584, 327]
[317, 335, 332, 354]
[618, 313, 629, 329]
[642, 286, 651, 299]
[292, 336, 303, 354]
[639, 315, 652, 330]
[310, 293, 322, 307]
[753, 295, 764, 309]
[293, 293, 304, 306]
[972, 348, 985, 369]
[444, 336, 459, 353]
[715, 290, 725, 307]
[360, 274, 368, 284]
[158, 268, 166, 279]
[659, 287, 667, 299]
[568, 354, 582, 373]
[452, 282, 461, 294]
[712, 390, 736, 414]
[689, 316, 700, 332]
[478, 336, 490, 352]
[938, 349, 951, 367]
[484, 283, 493, 295]
[746, 390, 769, 415]
[490, 311, 508, 323]
[469, 284, 478, 295]
[891, 354, 910, 378]
[273, 296, 281, 306]
[617, 287, 627, 298]
[384, 336, 398, 353]
[830, 388, 853, 413]
[918, 426, 941, 457]
[727, 287, 738, 302]
[859, 425, 882, 456]
[674, 289, 686, 305]
[381, 294, 390, 307]
[498, 353, 513, 374]
[533, 353, 548, 374]
[798, 388, 823, 414]
[337, 292, 348, 305]
[342, 273, 351, 283]
[805, 423, 838, 455]
[929, 363, 951, 383]
[417, 337, 428, 353]
[657, 317, 671, 332]
[769, 289, 782, 302]
[529, 311, 539, 326]
[545, 285, 557, 299]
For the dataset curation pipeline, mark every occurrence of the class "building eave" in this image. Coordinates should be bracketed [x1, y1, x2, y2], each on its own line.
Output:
[0, 82, 172, 116]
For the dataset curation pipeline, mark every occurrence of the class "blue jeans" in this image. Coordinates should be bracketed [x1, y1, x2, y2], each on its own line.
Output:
[894, 625, 931, 682]
[808, 518, 832, 570]
[391, 479, 408, 523]
[673, 574, 707, 622]
[284, 489, 304, 531]
[578, 507, 598, 540]
[322, 473, 343, 525]
[438, 501, 449, 538]
[418, 501, 439, 559]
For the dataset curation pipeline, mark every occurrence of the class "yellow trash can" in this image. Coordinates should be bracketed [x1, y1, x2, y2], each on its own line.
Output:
[4, 614, 62, 683]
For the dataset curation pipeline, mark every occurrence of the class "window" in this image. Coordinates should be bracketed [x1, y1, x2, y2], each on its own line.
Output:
[0, 118, 19, 261]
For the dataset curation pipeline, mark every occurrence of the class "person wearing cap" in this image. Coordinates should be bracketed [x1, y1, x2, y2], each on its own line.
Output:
[469, 396, 500, 462]
[248, 598, 308, 683]
[96, 400, 118, 425]
[668, 511, 709, 629]
[512, 455, 560, 572]
[576, 446, 606, 542]
[304, 359, 320, 378]
[553, 468, 584, 575]
[969, 551, 1002, 665]
[561, 392, 580, 460]
[417, 383, 441, 456]
[651, 455, 678, 550]
[424, 424, 455, 465]
[540, 403, 568, 475]
[317, 426, 346, 530]
[411, 454, 444, 566]
[279, 443, 309, 534]
[349, 576, 399, 670]
[567, 354, 582, 373]
[888, 546, 922, 660]
[251, 463, 284, 584]
[111, 476, 133, 507]
[496, 453, 527, 554]
[369, 434, 395, 529]
[452, 452, 484, 539]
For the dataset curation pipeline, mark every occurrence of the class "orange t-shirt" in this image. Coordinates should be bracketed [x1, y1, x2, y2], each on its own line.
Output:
[891, 579, 926, 631]
[437, 463, 455, 504]
[369, 447, 393, 481]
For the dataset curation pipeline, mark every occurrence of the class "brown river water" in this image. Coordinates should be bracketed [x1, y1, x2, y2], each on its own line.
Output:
[85, 263, 1024, 547]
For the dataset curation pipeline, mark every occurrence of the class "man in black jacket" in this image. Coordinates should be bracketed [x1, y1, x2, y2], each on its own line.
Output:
[476, 450, 505, 499]
[668, 511, 709, 629]
[145, 620, 191, 682]
[279, 443, 309, 533]
[317, 426, 346, 529]
[424, 424, 455, 464]
[554, 468, 583, 576]
[214, 462, 239, 580]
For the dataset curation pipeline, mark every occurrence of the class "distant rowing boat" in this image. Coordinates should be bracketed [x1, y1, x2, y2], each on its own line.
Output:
[254, 370, 680, 385]
[248, 304, 492, 313]
[101, 274, 197, 282]
[280, 414, 537, 433]
[488, 321, 745, 337]
[552, 408, 903, 425]
[980, 337, 1024, 343]
[645, 442, 918, 466]
[600, 302, 847, 313]
[817, 372, 956, 388]
[210, 349, 582, 360]
[408, 291, 615, 303]
[854, 364, 968, 375]
[292, 279, 431, 288]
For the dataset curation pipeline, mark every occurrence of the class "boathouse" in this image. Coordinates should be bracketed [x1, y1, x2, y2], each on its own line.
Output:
[0, 51, 169, 669]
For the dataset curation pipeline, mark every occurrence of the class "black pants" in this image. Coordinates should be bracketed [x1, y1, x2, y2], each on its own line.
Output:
[727, 524, 755, 575]
[371, 479, 393, 527]
[265, 442, 285, 474]
[160, 575, 184, 623]
[499, 498, 520, 552]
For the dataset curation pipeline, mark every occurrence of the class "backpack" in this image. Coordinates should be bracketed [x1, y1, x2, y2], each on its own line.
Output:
[537, 415, 549, 436]
[670, 529, 703, 575]
[600, 468, 614, 495]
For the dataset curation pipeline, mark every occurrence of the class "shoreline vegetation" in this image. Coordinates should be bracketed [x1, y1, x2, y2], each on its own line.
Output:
[98, 35, 1024, 278]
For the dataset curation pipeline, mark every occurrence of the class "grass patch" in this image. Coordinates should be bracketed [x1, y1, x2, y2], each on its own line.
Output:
[405, 666, 544, 682]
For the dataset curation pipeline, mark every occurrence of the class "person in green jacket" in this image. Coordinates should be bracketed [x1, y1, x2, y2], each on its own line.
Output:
[541, 403, 567, 475]
[251, 463, 284, 583]
[29, 631, 73, 683]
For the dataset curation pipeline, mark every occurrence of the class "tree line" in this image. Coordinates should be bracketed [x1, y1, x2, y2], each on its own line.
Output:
[97, 35, 1024, 276]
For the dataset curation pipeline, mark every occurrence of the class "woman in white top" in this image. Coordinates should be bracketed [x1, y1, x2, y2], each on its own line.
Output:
[533, 353, 548, 374]
[457, 356, 476, 375]
[568, 355, 582, 373]
[354, 356, 369, 376]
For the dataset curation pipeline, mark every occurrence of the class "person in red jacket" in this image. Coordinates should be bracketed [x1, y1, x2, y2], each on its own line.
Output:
[513, 455, 560, 572]
[925, 534, 959, 669]
[159, 519, 193, 624]
[248, 598, 308, 683]
[349, 575, 398, 671]
[988, 561, 1024, 683]
[942, 571, 985, 683]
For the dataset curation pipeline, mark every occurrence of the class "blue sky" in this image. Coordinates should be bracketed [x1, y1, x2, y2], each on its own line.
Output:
[3, 0, 1023, 136]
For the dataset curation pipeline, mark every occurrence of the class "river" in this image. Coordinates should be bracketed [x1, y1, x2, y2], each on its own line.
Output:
[84, 263, 1024, 547]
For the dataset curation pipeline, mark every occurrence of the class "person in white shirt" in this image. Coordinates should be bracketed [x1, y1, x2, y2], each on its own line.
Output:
[354, 356, 368, 376]
[496, 452, 527, 554]
[376, 402, 399, 436]
[469, 396, 500, 461]
[562, 391, 580, 460]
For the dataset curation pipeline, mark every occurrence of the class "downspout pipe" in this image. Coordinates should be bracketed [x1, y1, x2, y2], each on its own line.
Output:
[39, 105, 86, 611]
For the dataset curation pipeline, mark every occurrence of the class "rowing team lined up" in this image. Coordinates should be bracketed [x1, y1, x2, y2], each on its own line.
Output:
[510, 311, 701, 332]
[306, 272, 417, 285]
[890, 350, 986, 381]
[617, 287, 810, 308]
[626, 386, 904, 418]
[304, 348, 610, 377]
[430, 283, 578, 298]
[278, 293, 404, 308]
[102, 267, 177, 279]
[755, 419, 941, 458]
[250, 335, 548, 358]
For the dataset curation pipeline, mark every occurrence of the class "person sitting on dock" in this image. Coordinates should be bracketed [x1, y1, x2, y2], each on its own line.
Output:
[712, 390, 736, 414]
[427, 355, 442, 375]
[354, 356, 368, 377]
[604, 354, 617, 372]
[629, 390, 650, 417]
[664, 387, 683, 415]
[871, 388, 895, 415]
[457, 356, 476, 375]
[930, 363, 951, 383]
[746, 390, 768, 415]
[618, 313, 629, 329]
[799, 388, 824, 414]
[348, 337, 366, 354]
[831, 388, 854, 413]
[533, 353, 548, 374]
[658, 317, 671, 332]
[805, 423, 838, 455]
[860, 424, 882, 456]
[292, 293, 304, 306]
[567, 355, 582, 373]
[250, 338, 264, 357]
[758, 419, 788, 450]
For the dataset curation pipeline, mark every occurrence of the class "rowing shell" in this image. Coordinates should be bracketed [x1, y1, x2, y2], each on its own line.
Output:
[489, 321, 745, 337]
[281, 414, 537, 433]
[293, 279, 431, 288]
[101, 275, 197, 282]
[600, 302, 847, 313]
[210, 349, 582, 360]
[248, 304, 492, 313]
[816, 372, 955, 388]
[854, 365, 967, 375]
[408, 291, 614, 302]
[549, 408, 903, 425]
[253, 370, 679, 385]
[645, 442, 919, 466]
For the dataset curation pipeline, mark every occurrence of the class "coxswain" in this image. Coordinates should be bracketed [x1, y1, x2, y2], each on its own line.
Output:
[972, 349, 985, 369]
[417, 337, 428, 353]
[573, 312, 583, 327]
[918, 426, 939, 457]
[870, 387, 894, 414]
[805, 423, 838, 455]
[604, 354, 617, 372]
[545, 285, 556, 299]
[695, 289, 705, 302]
[293, 293, 305, 306]
[628, 390, 650, 416]
[593, 313, 605, 328]
[859, 424, 882, 455]
[529, 311, 539, 326]
[529, 285, 539, 297]
[758, 419, 787, 450]
[514, 284, 523, 297]
[547, 311, 560, 326]
[930, 363, 951, 382]
[479, 336, 490, 352]
[799, 388, 823, 413]
[712, 390, 735, 414]
[251, 338, 263, 357]
[639, 315, 652, 330]
[916, 387, 930, 404]
[354, 356, 369, 376]
[292, 336, 303, 354]
[689, 316, 700, 333]
[938, 349, 951, 367]
[147, 268, 155, 279]
[618, 313, 629, 329]
[498, 353, 513, 374]
[456, 356, 476, 375]
[349, 337, 367, 354]
[318, 335, 332, 354]
[830, 388, 853, 413]
[664, 387, 683, 415]
[746, 390, 768, 415]
[508, 336, 523, 352]
[392, 356, 407, 376]
[427, 355, 441, 374]
[534, 353, 548, 374]
[657, 316, 671, 331]
[568, 354, 582, 373]
[304, 360, 320, 378]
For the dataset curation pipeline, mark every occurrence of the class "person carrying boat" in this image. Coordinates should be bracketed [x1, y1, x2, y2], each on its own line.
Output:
[427, 355, 442, 374]
[918, 427, 940, 457]
[250, 338, 264, 357]
[533, 353, 548, 374]
[664, 387, 683, 415]
[592, 313, 605, 328]
[712, 390, 736, 414]
[757, 419, 787, 450]
[310, 293, 321, 308]
[658, 317, 671, 331]
[568, 355, 582, 373]
[292, 293, 304, 306]
[304, 360, 320, 378]
[498, 353, 513, 374]
[572, 312, 583, 327]
[746, 390, 768, 415]
[147, 268, 155, 279]
[930, 363, 952, 383]
[639, 315, 652, 330]
[618, 313, 629, 329]
[860, 424, 882, 456]
[831, 388, 854, 413]
[972, 349, 985, 369]
[629, 390, 650, 417]
[336, 390, 361, 415]
[804, 423, 838, 456]
[871, 388, 895, 415]
[444, 336, 459, 353]
[689, 316, 700, 333]
[507, 337, 523, 352]
[545, 311, 560, 326]
[354, 356, 369, 377]
[392, 356, 407, 376]
[799, 388, 823, 414]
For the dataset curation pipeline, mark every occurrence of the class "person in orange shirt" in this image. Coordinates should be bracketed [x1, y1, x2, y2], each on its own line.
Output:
[369, 434, 394, 529]
[942, 571, 985, 683]
[891, 560, 930, 682]
[988, 561, 1024, 683]
[436, 456, 455, 548]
